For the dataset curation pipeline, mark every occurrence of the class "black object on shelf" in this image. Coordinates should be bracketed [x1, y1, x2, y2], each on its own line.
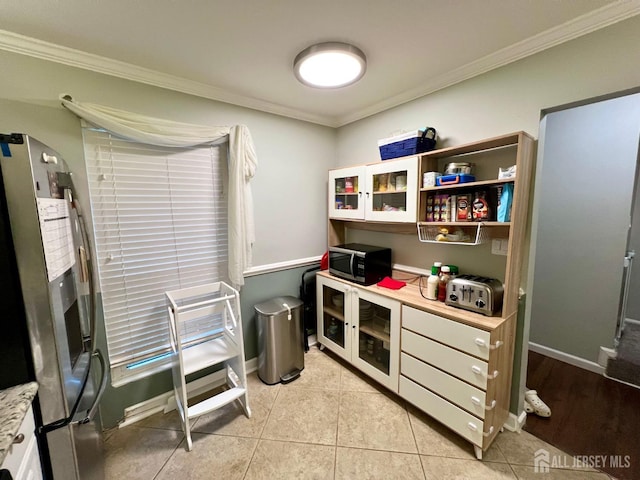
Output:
[300, 266, 320, 352]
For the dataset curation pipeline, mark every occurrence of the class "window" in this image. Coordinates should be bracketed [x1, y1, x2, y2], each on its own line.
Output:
[82, 128, 228, 384]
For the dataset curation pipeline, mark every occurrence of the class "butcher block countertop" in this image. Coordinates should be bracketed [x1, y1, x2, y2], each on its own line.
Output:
[317, 270, 510, 331]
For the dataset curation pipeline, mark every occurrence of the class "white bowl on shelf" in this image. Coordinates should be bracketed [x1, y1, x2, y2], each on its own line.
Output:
[331, 295, 344, 307]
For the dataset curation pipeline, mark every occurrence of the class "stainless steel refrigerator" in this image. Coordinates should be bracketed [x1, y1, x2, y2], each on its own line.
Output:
[0, 133, 106, 479]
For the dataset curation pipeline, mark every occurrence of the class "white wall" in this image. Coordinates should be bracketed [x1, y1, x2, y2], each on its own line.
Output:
[335, 15, 640, 281]
[334, 15, 640, 412]
[337, 15, 640, 168]
[0, 50, 336, 268]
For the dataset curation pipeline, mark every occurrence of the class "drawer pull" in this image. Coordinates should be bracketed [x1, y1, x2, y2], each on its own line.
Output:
[474, 338, 504, 350]
[471, 397, 497, 410]
[471, 366, 499, 380]
[468, 423, 495, 437]
[13, 433, 25, 444]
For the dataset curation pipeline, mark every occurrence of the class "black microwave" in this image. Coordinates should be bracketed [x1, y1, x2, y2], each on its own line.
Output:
[328, 243, 392, 285]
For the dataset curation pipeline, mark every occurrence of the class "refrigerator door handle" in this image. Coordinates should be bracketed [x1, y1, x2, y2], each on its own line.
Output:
[80, 349, 108, 424]
[38, 354, 92, 435]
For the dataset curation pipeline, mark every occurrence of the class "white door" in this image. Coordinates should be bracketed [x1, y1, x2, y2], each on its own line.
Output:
[364, 157, 418, 223]
[316, 275, 351, 361]
[350, 288, 400, 391]
[328, 166, 366, 220]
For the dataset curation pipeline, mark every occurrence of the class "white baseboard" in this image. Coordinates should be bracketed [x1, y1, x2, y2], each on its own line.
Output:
[503, 411, 527, 433]
[119, 357, 258, 428]
[528, 342, 604, 375]
[597, 346, 617, 367]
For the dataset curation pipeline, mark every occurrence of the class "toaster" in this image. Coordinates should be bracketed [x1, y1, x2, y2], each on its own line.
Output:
[445, 275, 504, 316]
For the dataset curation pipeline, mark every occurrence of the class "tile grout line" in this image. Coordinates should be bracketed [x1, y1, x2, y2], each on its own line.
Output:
[240, 435, 261, 480]
[406, 405, 428, 480]
[151, 432, 186, 480]
[333, 364, 344, 480]
[241, 374, 283, 479]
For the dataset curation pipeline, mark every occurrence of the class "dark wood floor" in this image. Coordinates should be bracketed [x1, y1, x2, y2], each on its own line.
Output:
[524, 351, 640, 480]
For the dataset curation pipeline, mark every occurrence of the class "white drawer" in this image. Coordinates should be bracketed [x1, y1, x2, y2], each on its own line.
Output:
[401, 329, 489, 389]
[402, 305, 491, 360]
[401, 353, 488, 419]
[2, 404, 36, 475]
[399, 376, 484, 447]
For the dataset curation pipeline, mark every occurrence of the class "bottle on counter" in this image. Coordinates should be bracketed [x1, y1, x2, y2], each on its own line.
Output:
[432, 262, 443, 299]
[426, 265, 440, 300]
[437, 265, 452, 302]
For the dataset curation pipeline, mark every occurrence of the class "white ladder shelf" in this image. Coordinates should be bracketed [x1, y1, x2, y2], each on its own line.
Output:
[166, 282, 251, 451]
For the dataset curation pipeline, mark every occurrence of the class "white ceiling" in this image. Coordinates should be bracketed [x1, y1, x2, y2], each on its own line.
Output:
[1, 0, 639, 127]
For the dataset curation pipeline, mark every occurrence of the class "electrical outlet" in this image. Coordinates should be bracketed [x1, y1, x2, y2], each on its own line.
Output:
[491, 238, 508, 256]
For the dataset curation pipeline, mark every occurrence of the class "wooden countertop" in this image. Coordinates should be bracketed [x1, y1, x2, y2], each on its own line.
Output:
[318, 271, 509, 331]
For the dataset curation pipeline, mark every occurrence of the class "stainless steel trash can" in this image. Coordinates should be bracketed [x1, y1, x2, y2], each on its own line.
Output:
[255, 296, 304, 385]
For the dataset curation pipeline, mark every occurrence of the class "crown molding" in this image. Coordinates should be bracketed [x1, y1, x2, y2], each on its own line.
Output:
[336, 0, 640, 126]
[0, 29, 336, 127]
[1, 0, 639, 129]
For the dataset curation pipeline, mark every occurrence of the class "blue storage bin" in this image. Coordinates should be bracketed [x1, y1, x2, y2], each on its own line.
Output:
[378, 128, 437, 160]
[436, 173, 476, 186]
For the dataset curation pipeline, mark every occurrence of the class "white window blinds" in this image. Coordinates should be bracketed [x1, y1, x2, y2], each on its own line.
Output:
[83, 128, 228, 376]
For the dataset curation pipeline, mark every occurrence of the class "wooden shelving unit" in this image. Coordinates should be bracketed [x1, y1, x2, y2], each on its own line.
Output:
[321, 131, 535, 460]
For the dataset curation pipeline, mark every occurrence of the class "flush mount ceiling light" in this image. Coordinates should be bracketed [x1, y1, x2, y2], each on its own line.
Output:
[294, 42, 367, 88]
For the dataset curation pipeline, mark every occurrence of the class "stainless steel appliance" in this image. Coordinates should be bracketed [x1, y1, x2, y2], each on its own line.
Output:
[255, 296, 304, 385]
[0, 133, 106, 479]
[445, 274, 504, 316]
[328, 243, 392, 285]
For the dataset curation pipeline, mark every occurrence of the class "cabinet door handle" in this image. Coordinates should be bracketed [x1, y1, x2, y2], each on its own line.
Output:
[366, 192, 370, 198]
[471, 365, 499, 379]
[467, 423, 495, 437]
[474, 338, 503, 350]
[13, 433, 25, 444]
[471, 397, 497, 410]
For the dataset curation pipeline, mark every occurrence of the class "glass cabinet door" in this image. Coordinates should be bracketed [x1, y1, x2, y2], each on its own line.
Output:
[365, 157, 418, 223]
[316, 276, 350, 362]
[356, 298, 391, 375]
[328, 166, 366, 220]
[353, 289, 400, 392]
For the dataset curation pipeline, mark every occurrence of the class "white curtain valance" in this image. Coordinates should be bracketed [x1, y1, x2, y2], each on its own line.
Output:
[59, 94, 256, 286]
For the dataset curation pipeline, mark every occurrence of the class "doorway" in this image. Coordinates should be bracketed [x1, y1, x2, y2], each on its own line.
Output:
[524, 89, 640, 480]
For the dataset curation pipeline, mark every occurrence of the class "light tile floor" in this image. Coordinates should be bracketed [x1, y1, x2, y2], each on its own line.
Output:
[104, 346, 616, 480]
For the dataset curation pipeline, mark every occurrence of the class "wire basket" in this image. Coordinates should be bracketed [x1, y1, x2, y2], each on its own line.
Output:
[417, 223, 489, 245]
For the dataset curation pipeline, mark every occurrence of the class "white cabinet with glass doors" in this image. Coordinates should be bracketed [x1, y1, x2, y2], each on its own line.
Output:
[328, 156, 418, 223]
[316, 275, 400, 392]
